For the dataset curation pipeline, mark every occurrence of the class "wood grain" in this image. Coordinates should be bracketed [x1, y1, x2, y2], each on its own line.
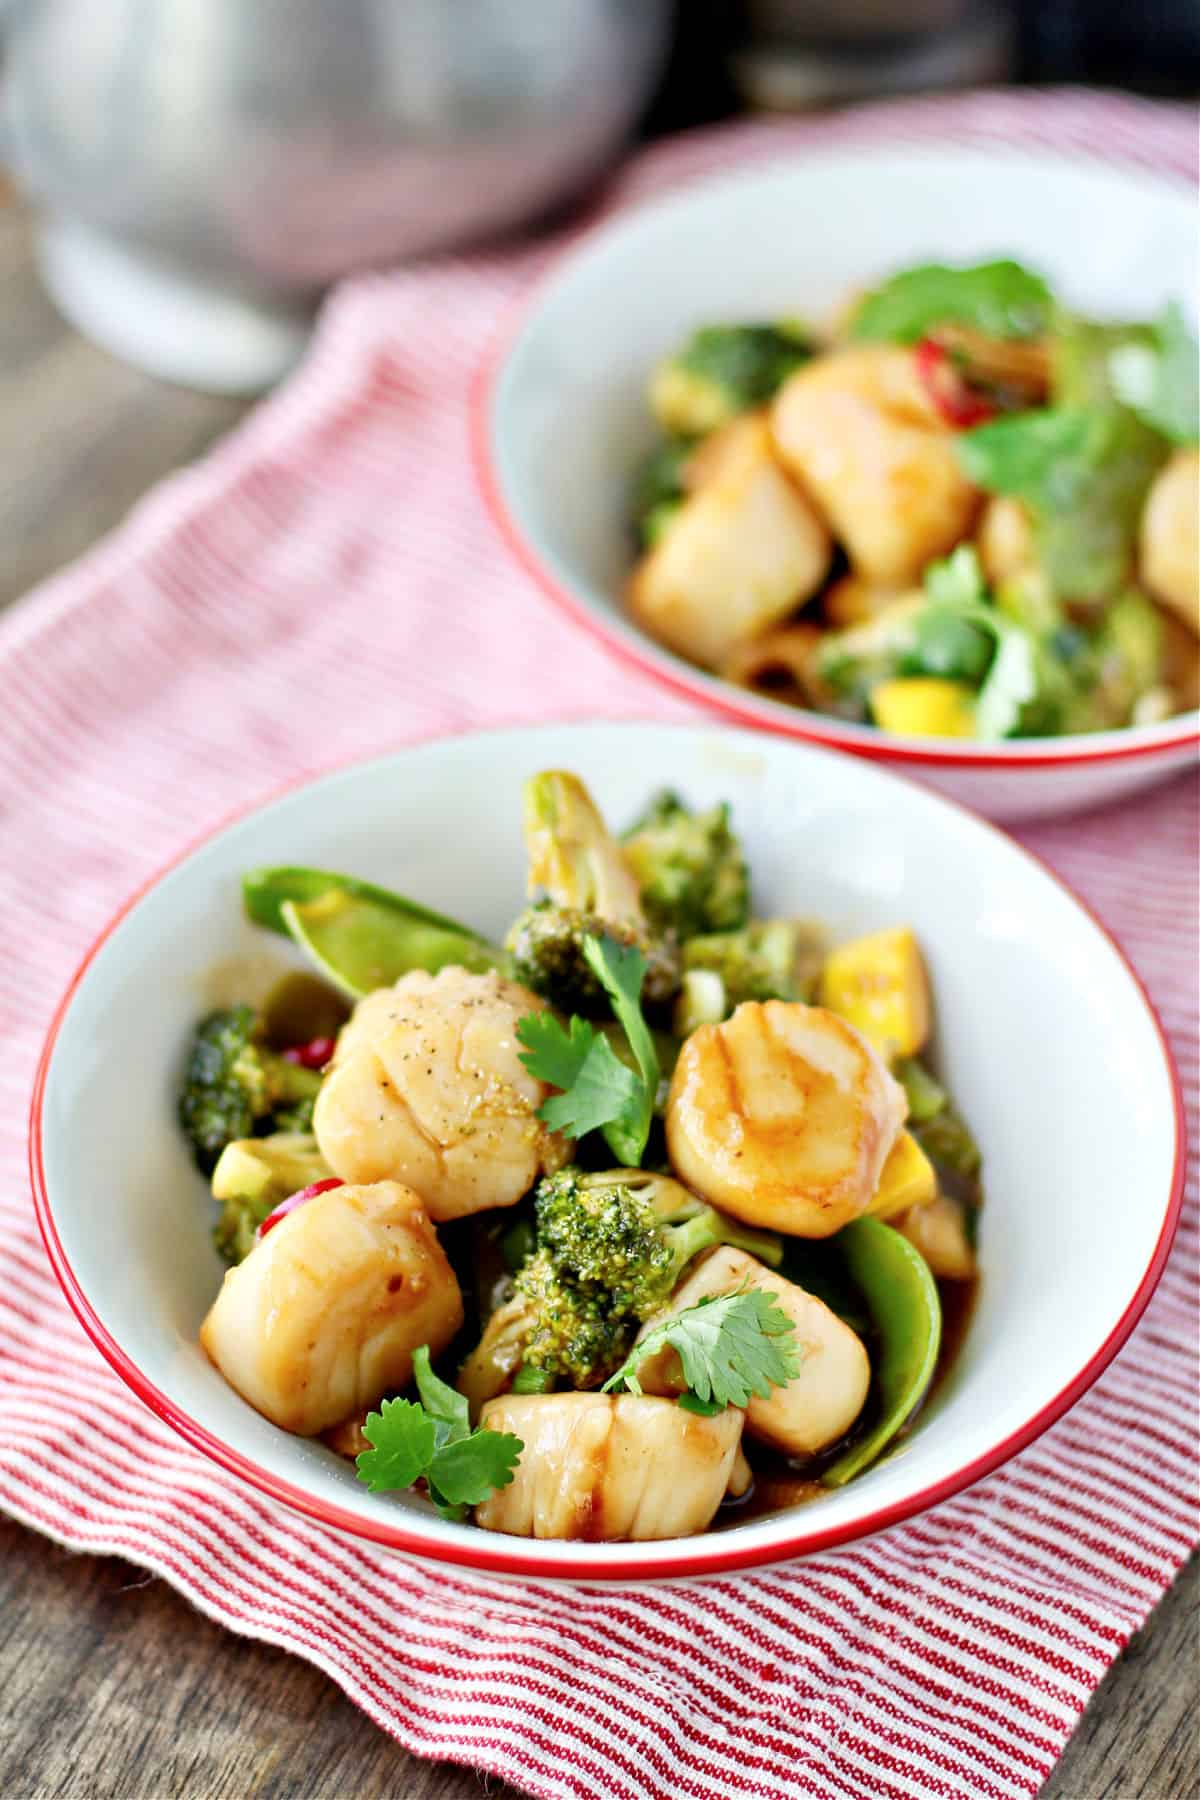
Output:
[0, 187, 1195, 1800]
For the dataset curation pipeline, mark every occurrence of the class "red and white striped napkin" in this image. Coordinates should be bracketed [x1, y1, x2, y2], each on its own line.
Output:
[1, 92, 1196, 1800]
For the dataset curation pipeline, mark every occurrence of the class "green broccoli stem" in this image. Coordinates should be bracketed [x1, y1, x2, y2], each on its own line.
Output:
[665, 1206, 783, 1281]
[511, 1363, 555, 1394]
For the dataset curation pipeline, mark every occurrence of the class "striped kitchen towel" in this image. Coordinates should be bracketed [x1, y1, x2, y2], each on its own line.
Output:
[1, 89, 1196, 1800]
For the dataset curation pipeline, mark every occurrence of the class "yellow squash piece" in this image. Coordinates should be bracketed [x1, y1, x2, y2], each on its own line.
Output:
[871, 677, 976, 739]
[819, 926, 931, 1063]
[865, 1130, 937, 1220]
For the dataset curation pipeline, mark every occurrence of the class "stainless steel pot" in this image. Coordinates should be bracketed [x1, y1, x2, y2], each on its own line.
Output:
[1, 0, 672, 387]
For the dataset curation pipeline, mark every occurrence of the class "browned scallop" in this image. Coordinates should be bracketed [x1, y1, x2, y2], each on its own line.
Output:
[633, 1246, 870, 1456]
[771, 345, 978, 587]
[629, 413, 832, 670]
[666, 1000, 907, 1237]
[976, 495, 1036, 586]
[474, 1393, 743, 1540]
[314, 966, 568, 1220]
[199, 1181, 463, 1436]
[1140, 448, 1199, 634]
[895, 1194, 977, 1281]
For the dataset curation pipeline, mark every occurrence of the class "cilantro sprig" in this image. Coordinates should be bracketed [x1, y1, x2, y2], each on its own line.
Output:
[602, 1288, 802, 1415]
[1109, 301, 1199, 446]
[516, 932, 660, 1166]
[355, 1346, 522, 1520]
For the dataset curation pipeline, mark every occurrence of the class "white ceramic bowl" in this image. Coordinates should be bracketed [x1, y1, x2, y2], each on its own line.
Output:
[33, 724, 1184, 1581]
[477, 145, 1199, 823]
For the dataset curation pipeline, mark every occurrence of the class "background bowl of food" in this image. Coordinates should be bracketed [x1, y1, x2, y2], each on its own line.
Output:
[33, 724, 1183, 1580]
[477, 145, 1199, 822]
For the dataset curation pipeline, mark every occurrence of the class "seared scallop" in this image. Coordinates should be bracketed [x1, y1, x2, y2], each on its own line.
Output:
[629, 412, 832, 670]
[314, 965, 568, 1220]
[1140, 448, 1199, 632]
[200, 1180, 463, 1436]
[634, 1247, 870, 1456]
[474, 1392, 743, 1540]
[771, 345, 978, 586]
[666, 1000, 907, 1237]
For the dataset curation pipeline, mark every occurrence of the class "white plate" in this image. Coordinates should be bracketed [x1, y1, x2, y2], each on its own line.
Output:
[33, 724, 1184, 1581]
[479, 145, 1199, 822]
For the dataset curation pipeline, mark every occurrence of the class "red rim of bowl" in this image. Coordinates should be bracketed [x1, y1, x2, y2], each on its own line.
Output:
[467, 155, 1200, 775]
[29, 727, 1188, 1581]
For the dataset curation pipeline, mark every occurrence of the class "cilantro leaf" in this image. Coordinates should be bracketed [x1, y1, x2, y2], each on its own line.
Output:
[603, 1287, 801, 1410]
[515, 1009, 595, 1092]
[355, 1398, 437, 1494]
[412, 1344, 470, 1444]
[427, 1431, 523, 1516]
[850, 259, 1052, 345]
[1109, 301, 1199, 445]
[355, 1347, 524, 1515]
[518, 1010, 642, 1142]
[957, 407, 1165, 601]
[923, 544, 988, 610]
[582, 935, 660, 1097]
[516, 932, 660, 1166]
[973, 617, 1041, 739]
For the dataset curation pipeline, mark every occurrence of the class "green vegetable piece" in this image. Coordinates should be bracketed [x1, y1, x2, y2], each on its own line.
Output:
[511, 1363, 555, 1394]
[279, 891, 502, 1001]
[1054, 315, 1154, 412]
[651, 323, 810, 436]
[821, 1218, 942, 1488]
[487, 1166, 785, 1390]
[915, 1106, 982, 1180]
[178, 1005, 322, 1174]
[923, 544, 988, 610]
[1109, 301, 1199, 445]
[244, 864, 479, 940]
[621, 788, 750, 940]
[958, 405, 1167, 602]
[411, 1344, 470, 1441]
[681, 918, 825, 1011]
[603, 1286, 801, 1411]
[632, 440, 691, 546]
[210, 1131, 332, 1264]
[355, 1399, 438, 1494]
[850, 259, 1052, 345]
[895, 1058, 948, 1124]
[902, 609, 995, 685]
[355, 1349, 523, 1520]
[517, 933, 660, 1167]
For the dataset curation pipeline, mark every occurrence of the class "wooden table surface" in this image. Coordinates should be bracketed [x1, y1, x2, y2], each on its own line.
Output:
[1, 184, 1196, 1800]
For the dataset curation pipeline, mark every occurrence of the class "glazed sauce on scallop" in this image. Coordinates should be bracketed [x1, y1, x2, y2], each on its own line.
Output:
[718, 1275, 979, 1528]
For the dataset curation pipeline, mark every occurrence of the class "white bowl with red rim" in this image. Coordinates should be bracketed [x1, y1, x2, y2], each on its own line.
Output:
[474, 144, 1199, 823]
[31, 723, 1184, 1581]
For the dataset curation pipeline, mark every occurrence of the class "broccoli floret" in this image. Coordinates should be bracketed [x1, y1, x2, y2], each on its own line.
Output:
[505, 901, 679, 1014]
[507, 1166, 783, 1387]
[650, 323, 811, 437]
[209, 1132, 332, 1264]
[677, 920, 827, 1029]
[178, 1005, 323, 1174]
[506, 772, 680, 1012]
[621, 790, 749, 941]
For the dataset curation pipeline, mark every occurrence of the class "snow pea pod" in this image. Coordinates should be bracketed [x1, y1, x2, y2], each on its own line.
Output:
[243, 865, 481, 940]
[820, 1216, 942, 1488]
[276, 890, 504, 1000]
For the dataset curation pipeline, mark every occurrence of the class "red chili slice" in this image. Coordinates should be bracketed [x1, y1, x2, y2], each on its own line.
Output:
[914, 336, 998, 429]
[282, 1035, 336, 1069]
[256, 1177, 343, 1241]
